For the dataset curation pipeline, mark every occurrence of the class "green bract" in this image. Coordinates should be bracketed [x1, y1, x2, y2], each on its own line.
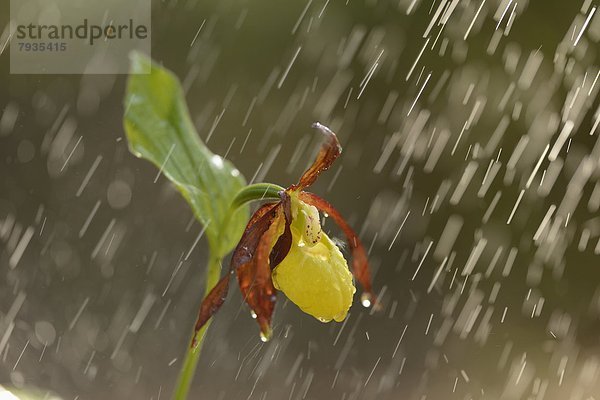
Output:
[124, 52, 247, 257]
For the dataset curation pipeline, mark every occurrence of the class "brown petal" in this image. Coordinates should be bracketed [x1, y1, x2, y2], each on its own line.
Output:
[269, 191, 293, 268]
[237, 204, 288, 339]
[192, 273, 231, 348]
[231, 202, 281, 266]
[291, 123, 342, 191]
[191, 202, 280, 347]
[298, 191, 375, 304]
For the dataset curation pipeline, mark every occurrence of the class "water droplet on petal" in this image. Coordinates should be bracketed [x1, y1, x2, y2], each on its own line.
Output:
[361, 293, 372, 308]
[260, 327, 272, 342]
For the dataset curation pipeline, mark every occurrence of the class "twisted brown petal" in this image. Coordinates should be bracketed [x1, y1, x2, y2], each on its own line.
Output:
[269, 191, 293, 267]
[191, 273, 231, 347]
[298, 191, 375, 303]
[237, 203, 288, 338]
[191, 202, 280, 347]
[291, 123, 342, 191]
[236, 193, 294, 338]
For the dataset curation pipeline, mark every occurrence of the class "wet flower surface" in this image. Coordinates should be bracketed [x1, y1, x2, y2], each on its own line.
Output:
[272, 192, 356, 323]
[193, 123, 374, 343]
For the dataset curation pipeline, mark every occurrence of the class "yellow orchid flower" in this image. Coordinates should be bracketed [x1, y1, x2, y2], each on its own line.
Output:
[191, 123, 375, 344]
[272, 191, 356, 323]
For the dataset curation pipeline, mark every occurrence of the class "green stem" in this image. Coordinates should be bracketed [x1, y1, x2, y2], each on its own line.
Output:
[172, 256, 222, 400]
[230, 183, 284, 209]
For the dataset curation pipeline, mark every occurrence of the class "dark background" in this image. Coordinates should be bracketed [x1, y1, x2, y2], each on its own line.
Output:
[1, 0, 600, 399]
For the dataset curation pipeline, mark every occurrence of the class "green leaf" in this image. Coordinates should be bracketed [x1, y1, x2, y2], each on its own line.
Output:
[123, 52, 248, 257]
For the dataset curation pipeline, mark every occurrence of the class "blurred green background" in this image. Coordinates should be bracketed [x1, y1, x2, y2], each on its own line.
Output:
[1, 0, 600, 399]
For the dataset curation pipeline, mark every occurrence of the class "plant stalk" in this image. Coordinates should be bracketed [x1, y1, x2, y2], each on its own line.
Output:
[172, 255, 222, 400]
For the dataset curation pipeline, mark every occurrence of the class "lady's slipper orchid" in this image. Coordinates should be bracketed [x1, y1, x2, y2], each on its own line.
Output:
[192, 123, 375, 345]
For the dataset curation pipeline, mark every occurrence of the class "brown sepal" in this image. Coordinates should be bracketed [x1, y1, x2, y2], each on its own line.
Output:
[237, 203, 288, 337]
[290, 123, 342, 191]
